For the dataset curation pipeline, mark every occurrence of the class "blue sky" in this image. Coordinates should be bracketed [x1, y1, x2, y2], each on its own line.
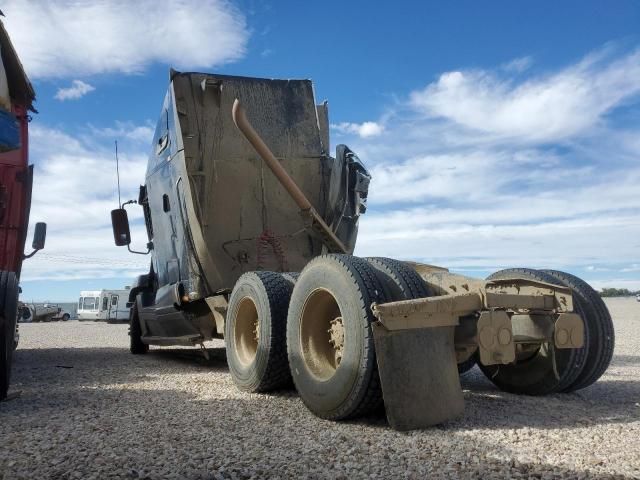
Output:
[3, 0, 639, 301]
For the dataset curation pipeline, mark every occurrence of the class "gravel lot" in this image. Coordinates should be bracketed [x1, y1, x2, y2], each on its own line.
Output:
[1, 298, 639, 479]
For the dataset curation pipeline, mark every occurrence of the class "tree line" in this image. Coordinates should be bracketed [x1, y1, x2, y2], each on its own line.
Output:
[599, 288, 640, 297]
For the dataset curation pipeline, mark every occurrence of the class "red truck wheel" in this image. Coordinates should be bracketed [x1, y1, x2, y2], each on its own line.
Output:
[1, 271, 19, 400]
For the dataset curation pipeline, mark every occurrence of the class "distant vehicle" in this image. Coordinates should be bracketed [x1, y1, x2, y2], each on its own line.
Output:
[0, 19, 45, 400]
[77, 289, 131, 323]
[17, 303, 71, 322]
[636, 294, 640, 302]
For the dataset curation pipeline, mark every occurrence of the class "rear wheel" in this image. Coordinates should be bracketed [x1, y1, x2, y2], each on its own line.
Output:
[365, 257, 429, 300]
[287, 254, 389, 420]
[479, 268, 588, 395]
[540, 269, 614, 391]
[366, 257, 477, 377]
[62, 314, 70, 321]
[281, 272, 300, 285]
[129, 298, 148, 355]
[1, 271, 19, 400]
[225, 271, 293, 392]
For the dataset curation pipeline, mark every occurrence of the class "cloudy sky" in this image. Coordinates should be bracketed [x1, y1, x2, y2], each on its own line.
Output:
[3, 0, 639, 301]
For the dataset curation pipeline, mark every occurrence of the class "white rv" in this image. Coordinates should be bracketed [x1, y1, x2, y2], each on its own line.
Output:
[78, 288, 131, 322]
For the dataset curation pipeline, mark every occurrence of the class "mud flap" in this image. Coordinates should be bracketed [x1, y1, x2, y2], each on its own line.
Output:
[372, 322, 464, 430]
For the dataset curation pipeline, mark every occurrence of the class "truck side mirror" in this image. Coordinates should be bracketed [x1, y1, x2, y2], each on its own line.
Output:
[32, 222, 46, 250]
[111, 208, 131, 246]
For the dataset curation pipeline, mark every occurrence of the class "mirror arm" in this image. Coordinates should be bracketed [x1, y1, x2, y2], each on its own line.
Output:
[127, 242, 152, 256]
[23, 248, 41, 260]
[121, 200, 151, 255]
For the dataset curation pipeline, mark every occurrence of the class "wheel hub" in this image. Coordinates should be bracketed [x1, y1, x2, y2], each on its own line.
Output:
[328, 316, 344, 365]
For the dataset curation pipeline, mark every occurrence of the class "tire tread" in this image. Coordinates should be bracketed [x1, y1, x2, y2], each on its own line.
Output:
[541, 269, 614, 391]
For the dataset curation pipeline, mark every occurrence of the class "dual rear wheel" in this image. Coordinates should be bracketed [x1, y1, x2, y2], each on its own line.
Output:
[225, 255, 428, 419]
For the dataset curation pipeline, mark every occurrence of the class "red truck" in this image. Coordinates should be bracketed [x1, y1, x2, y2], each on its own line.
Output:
[0, 20, 46, 400]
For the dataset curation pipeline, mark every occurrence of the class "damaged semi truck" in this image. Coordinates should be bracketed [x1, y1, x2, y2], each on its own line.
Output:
[111, 71, 614, 429]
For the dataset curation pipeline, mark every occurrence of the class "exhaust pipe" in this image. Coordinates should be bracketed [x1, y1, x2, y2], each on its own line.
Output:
[231, 98, 347, 254]
[232, 99, 313, 211]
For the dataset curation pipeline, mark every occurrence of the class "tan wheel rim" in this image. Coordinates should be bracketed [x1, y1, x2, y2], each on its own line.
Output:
[234, 296, 259, 367]
[299, 288, 344, 381]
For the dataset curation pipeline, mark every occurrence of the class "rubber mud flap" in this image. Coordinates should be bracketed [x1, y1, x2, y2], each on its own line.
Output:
[372, 323, 464, 430]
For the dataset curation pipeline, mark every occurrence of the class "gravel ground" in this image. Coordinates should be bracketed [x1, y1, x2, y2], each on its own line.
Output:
[1, 297, 639, 479]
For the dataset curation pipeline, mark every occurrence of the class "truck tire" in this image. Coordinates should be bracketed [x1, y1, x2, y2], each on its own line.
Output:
[366, 257, 477, 376]
[129, 300, 148, 355]
[281, 272, 300, 285]
[540, 269, 614, 391]
[287, 254, 389, 420]
[479, 268, 588, 395]
[62, 314, 70, 321]
[457, 354, 477, 375]
[364, 257, 429, 299]
[1, 271, 19, 401]
[225, 271, 293, 392]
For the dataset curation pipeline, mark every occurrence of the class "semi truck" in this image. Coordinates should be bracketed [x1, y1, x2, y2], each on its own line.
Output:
[0, 20, 46, 400]
[111, 71, 614, 429]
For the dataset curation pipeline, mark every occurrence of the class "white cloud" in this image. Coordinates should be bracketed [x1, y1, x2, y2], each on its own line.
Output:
[409, 48, 640, 143]
[331, 121, 384, 138]
[501, 56, 533, 73]
[20, 123, 150, 282]
[332, 47, 640, 286]
[2, 0, 248, 79]
[90, 121, 155, 143]
[54, 80, 95, 101]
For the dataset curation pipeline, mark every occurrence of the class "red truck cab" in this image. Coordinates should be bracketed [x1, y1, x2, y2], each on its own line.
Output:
[0, 20, 45, 400]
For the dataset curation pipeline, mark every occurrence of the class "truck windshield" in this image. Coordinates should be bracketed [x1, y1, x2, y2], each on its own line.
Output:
[82, 297, 98, 311]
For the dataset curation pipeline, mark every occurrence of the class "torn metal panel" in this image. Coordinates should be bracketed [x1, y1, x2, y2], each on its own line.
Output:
[316, 101, 329, 154]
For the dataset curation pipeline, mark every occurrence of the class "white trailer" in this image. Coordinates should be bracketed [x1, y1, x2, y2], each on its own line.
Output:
[78, 288, 131, 322]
